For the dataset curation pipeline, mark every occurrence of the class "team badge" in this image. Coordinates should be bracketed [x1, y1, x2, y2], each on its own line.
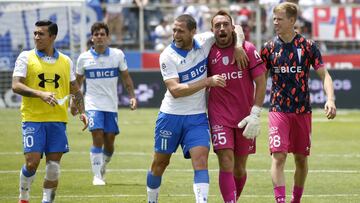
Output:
[222, 56, 229, 65]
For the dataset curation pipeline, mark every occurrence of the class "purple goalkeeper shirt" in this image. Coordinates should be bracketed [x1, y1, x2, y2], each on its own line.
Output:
[207, 41, 266, 128]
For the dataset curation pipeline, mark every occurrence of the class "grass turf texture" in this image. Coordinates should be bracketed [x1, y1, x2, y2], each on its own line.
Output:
[0, 108, 359, 203]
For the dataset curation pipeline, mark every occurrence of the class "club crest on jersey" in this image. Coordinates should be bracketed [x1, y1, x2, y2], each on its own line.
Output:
[222, 56, 229, 65]
[297, 48, 302, 63]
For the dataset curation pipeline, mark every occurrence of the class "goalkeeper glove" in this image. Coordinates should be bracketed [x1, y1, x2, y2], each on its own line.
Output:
[238, 106, 261, 139]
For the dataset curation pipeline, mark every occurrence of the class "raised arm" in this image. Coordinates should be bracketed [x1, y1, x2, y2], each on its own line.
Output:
[232, 25, 249, 69]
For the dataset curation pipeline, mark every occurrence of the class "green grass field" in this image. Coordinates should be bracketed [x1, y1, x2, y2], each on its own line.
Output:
[0, 108, 359, 203]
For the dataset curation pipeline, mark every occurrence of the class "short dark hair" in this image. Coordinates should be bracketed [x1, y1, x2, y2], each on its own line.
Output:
[35, 20, 58, 36]
[211, 10, 234, 27]
[91, 22, 109, 36]
[175, 14, 196, 31]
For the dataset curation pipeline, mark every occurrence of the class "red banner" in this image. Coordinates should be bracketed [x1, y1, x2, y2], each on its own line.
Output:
[323, 54, 360, 69]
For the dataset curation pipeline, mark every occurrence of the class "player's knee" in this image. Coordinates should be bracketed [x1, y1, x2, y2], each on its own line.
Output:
[272, 153, 287, 164]
[25, 162, 39, 172]
[45, 161, 60, 181]
[294, 155, 307, 168]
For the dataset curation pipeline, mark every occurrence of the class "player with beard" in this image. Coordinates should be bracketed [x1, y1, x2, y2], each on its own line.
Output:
[207, 10, 267, 203]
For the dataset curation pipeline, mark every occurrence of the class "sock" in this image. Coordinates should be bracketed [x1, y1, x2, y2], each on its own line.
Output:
[234, 173, 247, 200]
[101, 149, 113, 178]
[193, 170, 209, 203]
[219, 171, 236, 203]
[291, 185, 304, 203]
[42, 188, 56, 202]
[146, 171, 162, 203]
[274, 186, 286, 203]
[102, 149, 113, 165]
[90, 146, 103, 178]
[19, 165, 36, 200]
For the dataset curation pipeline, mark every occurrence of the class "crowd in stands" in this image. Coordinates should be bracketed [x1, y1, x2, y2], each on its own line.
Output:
[88, 0, 360, 53]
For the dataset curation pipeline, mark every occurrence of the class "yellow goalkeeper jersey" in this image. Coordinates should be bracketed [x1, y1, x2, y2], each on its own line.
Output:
[21, 49, 70, 122]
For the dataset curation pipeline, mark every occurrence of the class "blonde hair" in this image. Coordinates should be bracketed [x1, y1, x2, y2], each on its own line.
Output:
[273, 2, 298, 20]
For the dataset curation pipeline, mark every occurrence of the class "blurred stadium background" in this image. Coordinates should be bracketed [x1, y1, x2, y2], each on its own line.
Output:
[0, 0, 359, 202]
[1, 0, 360, 109]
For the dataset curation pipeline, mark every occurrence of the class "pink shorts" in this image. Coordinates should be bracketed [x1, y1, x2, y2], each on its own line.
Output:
[210, 124, 256, 156]
[268, 112, 312, 156]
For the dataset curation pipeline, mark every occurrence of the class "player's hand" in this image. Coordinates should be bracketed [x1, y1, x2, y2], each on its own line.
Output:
[129, 97, 137, 110]
[40, 92, 58, 106]
[70, 97, 79, 116]
[324, 99, 336, 119]
[232, 45, 249, 70]
[79, 113, 88, 131]
[238, 106, 261, 139]
[206, 75, 226, 87]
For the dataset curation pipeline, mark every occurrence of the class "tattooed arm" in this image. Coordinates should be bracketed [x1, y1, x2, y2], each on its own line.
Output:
[70, 80, 88, 130]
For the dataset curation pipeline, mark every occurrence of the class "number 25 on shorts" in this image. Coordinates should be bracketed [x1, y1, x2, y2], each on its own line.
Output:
[212, 132, 227, 147]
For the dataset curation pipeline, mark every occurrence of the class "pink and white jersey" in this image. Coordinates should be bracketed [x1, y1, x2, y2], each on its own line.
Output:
[208, 41, 266, 128]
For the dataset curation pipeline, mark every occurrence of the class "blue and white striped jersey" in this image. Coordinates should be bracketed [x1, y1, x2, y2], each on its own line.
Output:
[76, 47, 128, 112]
[159, 32, 214, 115]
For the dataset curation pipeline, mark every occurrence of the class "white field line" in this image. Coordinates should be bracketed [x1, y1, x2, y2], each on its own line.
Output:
[0, 193, 359, 200]
[1, 168, 360, 174]
[1, 151, 360, 158]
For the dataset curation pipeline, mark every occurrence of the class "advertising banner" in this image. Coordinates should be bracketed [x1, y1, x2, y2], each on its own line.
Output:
[313, 6, 360, 41]
[1, 70, 359, 109]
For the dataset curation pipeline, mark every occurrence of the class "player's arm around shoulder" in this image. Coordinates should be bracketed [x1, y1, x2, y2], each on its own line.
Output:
[232, 25, 249, 69]
[164, 75, 226, 98]
[315, 67, 336, 119]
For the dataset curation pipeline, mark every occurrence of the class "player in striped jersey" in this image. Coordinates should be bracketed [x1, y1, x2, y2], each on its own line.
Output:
[260, 2, 336, 203]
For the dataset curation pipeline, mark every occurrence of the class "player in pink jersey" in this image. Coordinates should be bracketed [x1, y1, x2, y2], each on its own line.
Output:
[207, 10, 267, 203]
[260, 2, 336, 203]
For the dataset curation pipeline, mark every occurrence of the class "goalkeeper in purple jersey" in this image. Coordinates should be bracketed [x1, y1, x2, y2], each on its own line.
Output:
[260, 2, 336, 203]
[207, 10, 266, 203]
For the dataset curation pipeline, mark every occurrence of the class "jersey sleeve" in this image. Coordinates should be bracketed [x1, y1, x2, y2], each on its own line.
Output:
[13, 51, 29, 78]
[118, 49, 128, 71]
[245, 42, 266, 78]
[194, 32, 215, 55]
[159, 52, 178, 81]
[76, 54, 85, 75]
[67, 57, 76, 82]
[260, 42, 272, 70]
[309, 40, 324, 70]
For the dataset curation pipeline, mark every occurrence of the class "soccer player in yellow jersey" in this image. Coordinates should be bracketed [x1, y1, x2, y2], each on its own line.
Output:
[12, 20, 88, 203]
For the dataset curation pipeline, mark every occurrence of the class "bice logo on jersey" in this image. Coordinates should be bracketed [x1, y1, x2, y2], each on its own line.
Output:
[274, 66, 302, 73]
[38, 73, 60, 88]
